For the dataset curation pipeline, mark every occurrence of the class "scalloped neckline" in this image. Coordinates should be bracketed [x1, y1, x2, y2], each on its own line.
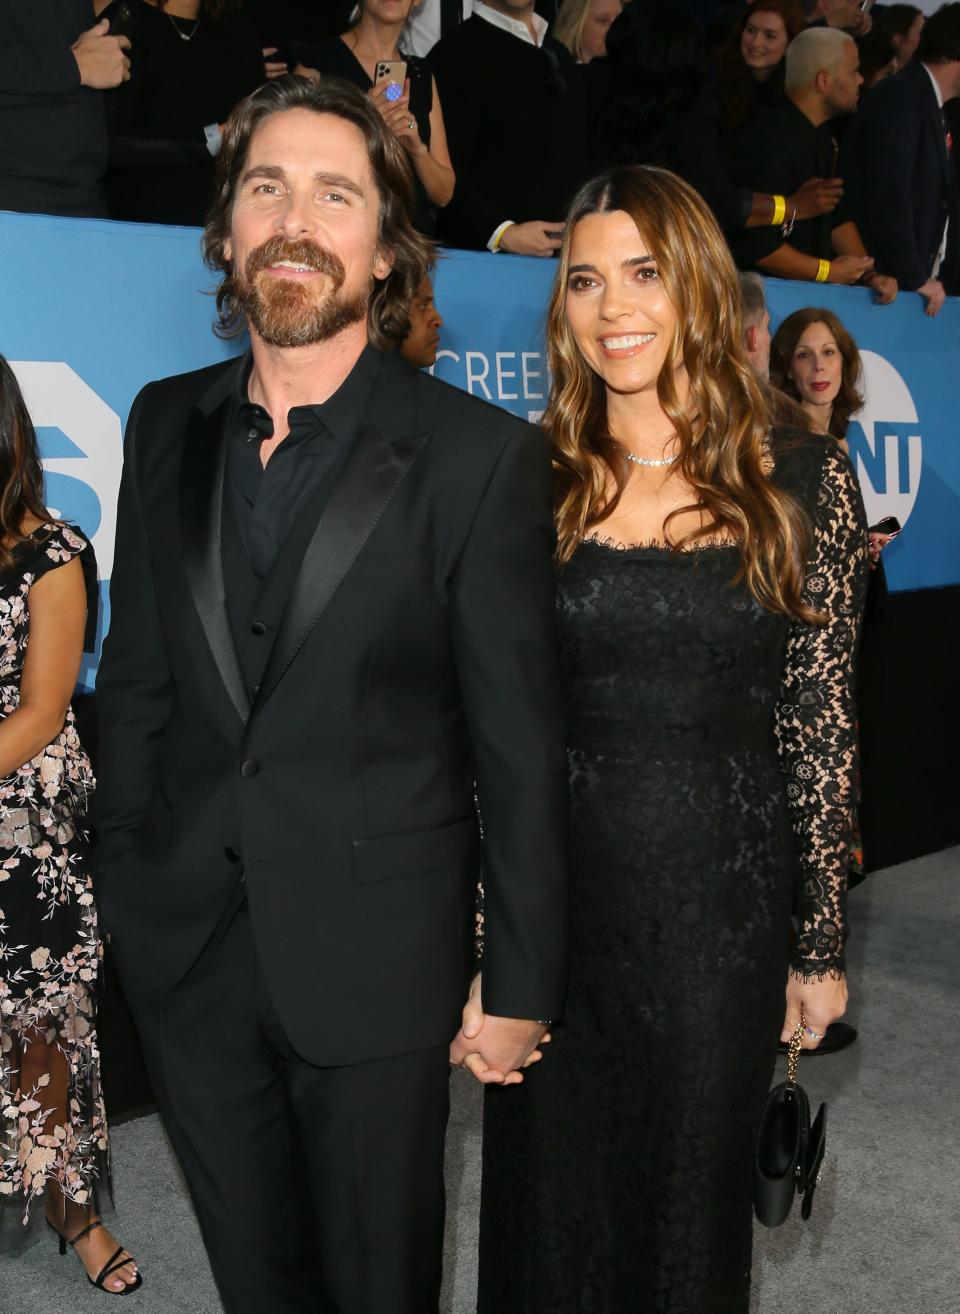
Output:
[582, 534, 740, 554]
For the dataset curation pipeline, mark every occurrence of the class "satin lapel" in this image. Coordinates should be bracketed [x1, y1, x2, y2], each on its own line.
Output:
[252, 419, 426, 713]
[179, 398, 252, 724]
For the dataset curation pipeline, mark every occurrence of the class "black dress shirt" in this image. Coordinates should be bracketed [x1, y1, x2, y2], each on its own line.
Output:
[730, 97, 852, 269]
[226, 344, 381, 580]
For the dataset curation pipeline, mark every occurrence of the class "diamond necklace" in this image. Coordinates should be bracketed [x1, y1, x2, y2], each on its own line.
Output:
[620, 445, 678, 469]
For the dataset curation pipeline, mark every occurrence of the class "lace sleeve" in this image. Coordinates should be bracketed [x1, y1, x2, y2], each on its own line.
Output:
[774, 443, 868, 980]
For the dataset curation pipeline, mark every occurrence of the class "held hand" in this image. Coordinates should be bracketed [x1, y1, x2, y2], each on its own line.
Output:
[263, 47, 289, 79]
[917, 277, 946, 317]
[72, 18, 131, 88]
[863, 271, 898, 304]
[829, 254, 873, 286]
[499, 221, 565, 258]
[789, 176, 843, 221]
[781, 971, 848, 1050]
[449, 974, 549, 1084]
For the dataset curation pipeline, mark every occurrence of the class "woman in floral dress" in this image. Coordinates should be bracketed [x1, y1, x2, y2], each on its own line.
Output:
[0, 356, 140, 1294]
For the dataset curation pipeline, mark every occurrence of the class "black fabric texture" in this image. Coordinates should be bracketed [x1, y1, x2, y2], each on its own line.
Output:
[0, 0, 109, 217]
[430, 15, 591, 249]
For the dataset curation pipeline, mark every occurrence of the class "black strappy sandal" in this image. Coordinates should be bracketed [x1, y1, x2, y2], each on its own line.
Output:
[48, 1216, 143, 1295]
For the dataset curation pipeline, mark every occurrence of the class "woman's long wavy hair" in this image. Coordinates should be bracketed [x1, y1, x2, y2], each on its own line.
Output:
[548, 166, 820, 622]
[770, 307, 864, 440]
[202, 75, 434, 348]
[0, 356, 50, 574]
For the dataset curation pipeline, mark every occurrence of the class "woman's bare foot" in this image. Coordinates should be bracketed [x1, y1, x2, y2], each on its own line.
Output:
[70, 1219, 140, 1293]
[48, 1202, 140, 1293]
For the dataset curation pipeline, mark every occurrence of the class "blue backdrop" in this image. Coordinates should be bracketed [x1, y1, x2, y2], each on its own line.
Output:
[0, 212, 956, 687]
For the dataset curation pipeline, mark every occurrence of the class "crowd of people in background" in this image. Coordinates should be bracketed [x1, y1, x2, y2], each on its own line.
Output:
[1, 0, 958, 309]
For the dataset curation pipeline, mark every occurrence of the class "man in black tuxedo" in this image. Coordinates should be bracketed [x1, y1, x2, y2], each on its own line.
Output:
[94, 74, 568, 1314]
[847, 3, 960, 317]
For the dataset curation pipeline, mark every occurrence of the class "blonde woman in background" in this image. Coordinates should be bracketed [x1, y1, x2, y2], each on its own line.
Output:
[553, 0, 623, 63]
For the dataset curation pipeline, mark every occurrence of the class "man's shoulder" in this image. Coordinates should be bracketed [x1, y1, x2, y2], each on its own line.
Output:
[860, 62, 930, 121]
[132, 355, 242, 418]
[415, 366, 536, 446]
[430, 15, 490, 64]
[734, 95, 803, 150]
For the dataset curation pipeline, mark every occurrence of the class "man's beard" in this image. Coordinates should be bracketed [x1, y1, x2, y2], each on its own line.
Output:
[236, 236, 371, 347]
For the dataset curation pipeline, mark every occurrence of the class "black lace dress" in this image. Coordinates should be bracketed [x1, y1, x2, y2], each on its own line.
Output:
[477, 433, 868, 1314]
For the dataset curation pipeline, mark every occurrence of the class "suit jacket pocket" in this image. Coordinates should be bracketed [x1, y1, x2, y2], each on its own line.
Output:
[352, 816, 477, 884]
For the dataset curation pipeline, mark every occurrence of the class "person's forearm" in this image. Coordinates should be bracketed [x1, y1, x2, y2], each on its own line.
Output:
[410, 147, 455, 208]
[830, 221, 867, 258]
[744, 192, 778, 229]
[756, 243, 822, 280]
[0, 703, 69, 778]
[0, 41, 81, 96]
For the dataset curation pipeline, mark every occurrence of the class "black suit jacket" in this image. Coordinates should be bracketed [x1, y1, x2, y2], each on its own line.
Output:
[94, 347, 569, 1066]
[847, 61, 960, 293]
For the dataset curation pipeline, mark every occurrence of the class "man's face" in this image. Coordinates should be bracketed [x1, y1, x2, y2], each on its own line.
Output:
[226, 108, 393, 348]
[400, 274, 443, 369]
[823, 38, 863, 116]
[746, 309, 772, 379]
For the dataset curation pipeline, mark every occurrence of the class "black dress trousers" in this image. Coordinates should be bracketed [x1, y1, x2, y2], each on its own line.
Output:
[144, 904, 450, 1314]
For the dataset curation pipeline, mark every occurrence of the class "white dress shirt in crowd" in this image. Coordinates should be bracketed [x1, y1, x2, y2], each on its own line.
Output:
[404, 0, 475, 57]
[473, 1, 548, 47]
[923, 62, 949, 279]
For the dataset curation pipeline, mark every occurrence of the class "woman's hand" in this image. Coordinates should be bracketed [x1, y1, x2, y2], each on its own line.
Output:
[868, 531, 896, 569]
[781, 970, 848, 1050]
[367, 80, 427, 155]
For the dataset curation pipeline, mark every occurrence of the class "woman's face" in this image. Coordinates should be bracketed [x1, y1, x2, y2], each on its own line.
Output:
[787, 322, 843, 410]
[363, 0, 415, 23]
[896, 13, 924, 67]
[564, 209, 683, 401]
[740, 11, 789, 78]
[580, 0, 623, 62]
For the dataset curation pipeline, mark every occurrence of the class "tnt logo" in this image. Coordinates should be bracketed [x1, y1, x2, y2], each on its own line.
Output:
[847, 351, 922, 530]
[10, 362, 122, 581]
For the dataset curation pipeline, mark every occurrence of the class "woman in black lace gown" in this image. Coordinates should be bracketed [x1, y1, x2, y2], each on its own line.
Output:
[472, 167, 867, 1313]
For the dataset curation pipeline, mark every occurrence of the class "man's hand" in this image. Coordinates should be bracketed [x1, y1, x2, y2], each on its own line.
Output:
[72, 18, 131, 89]
[782, 970, 848, 1050]
[263, 47, 288, 79]
[449, 973, 550, 1084]
[862, 271, 897, 304]
[499, 221, 564, 257]
[789, 176, 843, 221]
[828, 253, 874, 285]
[917, 276, 946, 317]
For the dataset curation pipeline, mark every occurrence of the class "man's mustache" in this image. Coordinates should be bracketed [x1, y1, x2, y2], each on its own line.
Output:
[244, 236, 346, 288]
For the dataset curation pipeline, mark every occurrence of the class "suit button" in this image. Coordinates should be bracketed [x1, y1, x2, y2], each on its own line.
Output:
[251, 621, 268, 636]
[224, 845, 240, 863]
[240, 758, 259, 778]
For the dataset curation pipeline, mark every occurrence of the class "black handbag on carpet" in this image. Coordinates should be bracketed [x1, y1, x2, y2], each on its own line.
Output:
[754, 1019, 827, 1227]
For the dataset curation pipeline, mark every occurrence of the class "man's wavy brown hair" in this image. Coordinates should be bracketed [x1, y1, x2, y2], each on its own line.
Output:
[202, 74, 434, 348]
[549, 165, 820, 622]
[770, 306, 864, 440]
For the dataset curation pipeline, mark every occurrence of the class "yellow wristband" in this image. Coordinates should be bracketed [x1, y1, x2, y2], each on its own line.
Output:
[815, 258, 831, 284]
[771, 195, 786, 227]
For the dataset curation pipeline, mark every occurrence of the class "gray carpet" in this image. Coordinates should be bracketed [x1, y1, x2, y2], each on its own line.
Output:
[7, 847, 958, 1314]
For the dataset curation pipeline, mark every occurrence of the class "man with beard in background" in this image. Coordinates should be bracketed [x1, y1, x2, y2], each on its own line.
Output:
[94, 75, 568, 1314]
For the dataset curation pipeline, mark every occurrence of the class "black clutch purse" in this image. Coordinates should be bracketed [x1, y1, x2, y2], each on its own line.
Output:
[754, 1019, 827, 1227]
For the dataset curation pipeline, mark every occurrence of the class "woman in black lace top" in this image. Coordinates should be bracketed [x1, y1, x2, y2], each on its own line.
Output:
[472, 166, 867, 1313]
